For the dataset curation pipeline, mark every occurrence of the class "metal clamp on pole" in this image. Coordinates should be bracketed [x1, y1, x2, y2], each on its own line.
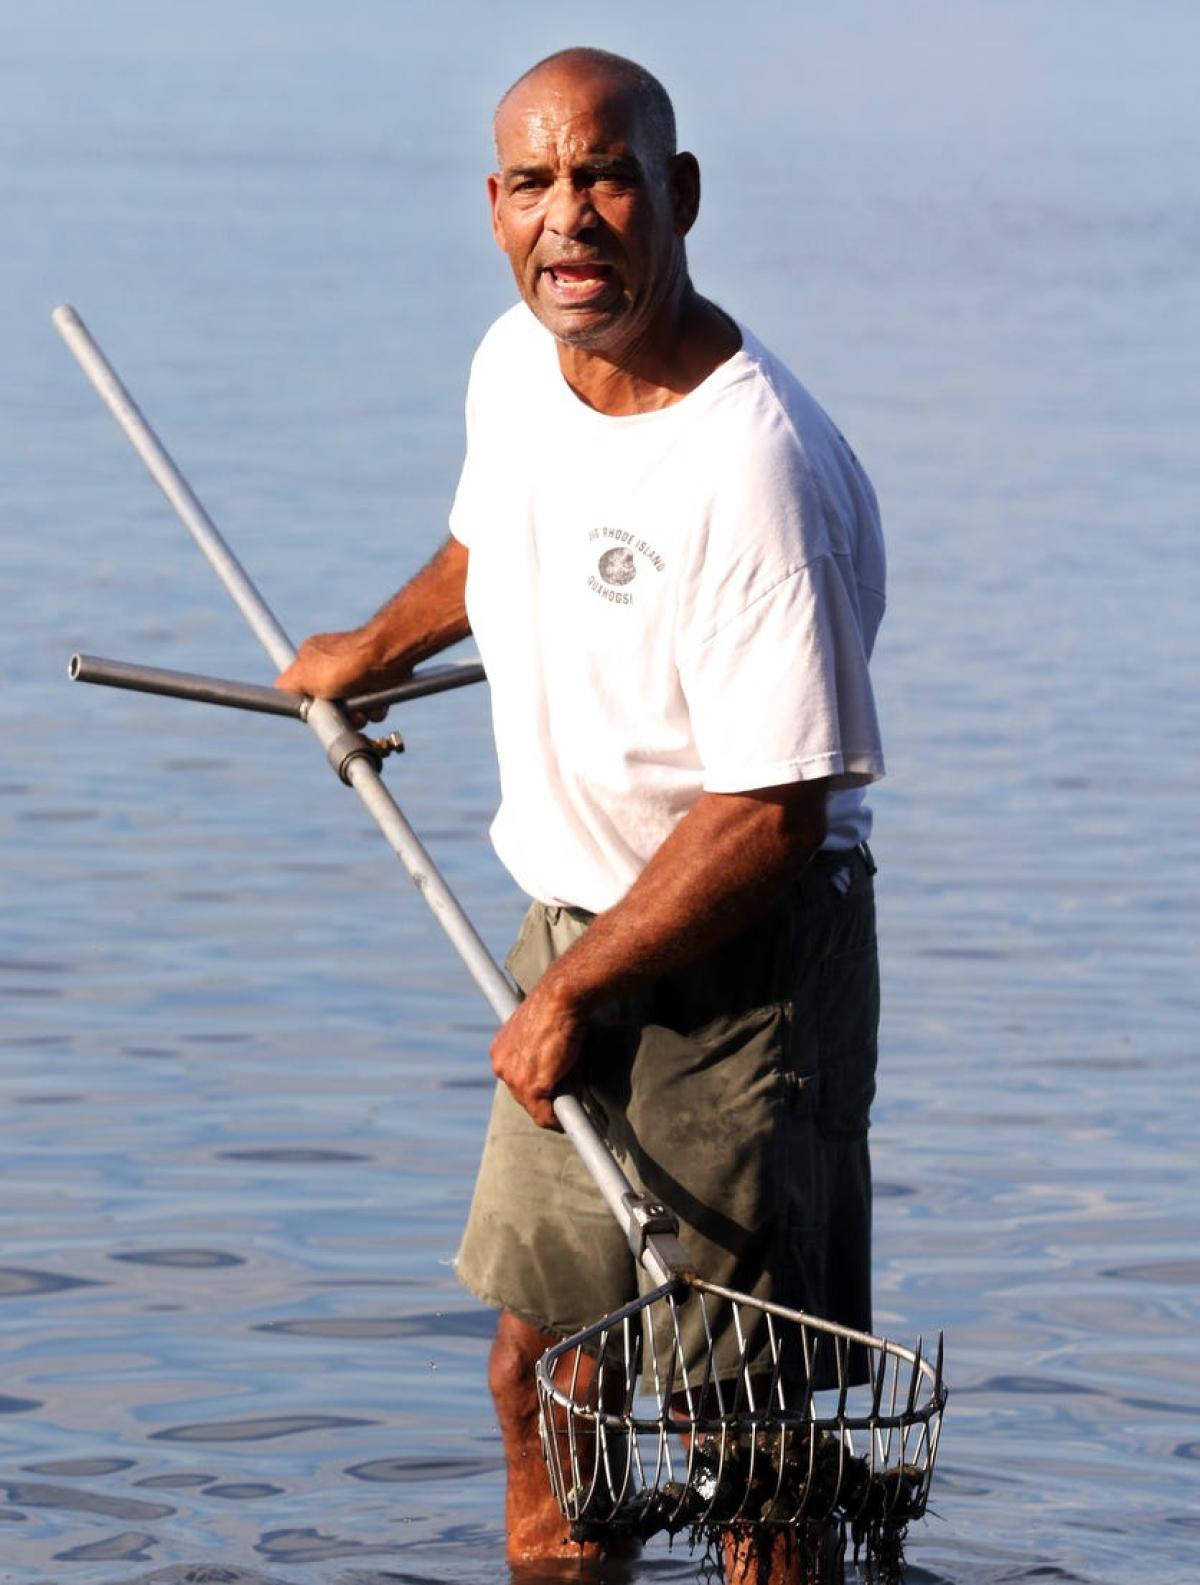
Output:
[325, 729, 405, 784]
[621, 1191, 680, 1254]
[620, 1191, 694, 1287]
[324, 729, 383, 784]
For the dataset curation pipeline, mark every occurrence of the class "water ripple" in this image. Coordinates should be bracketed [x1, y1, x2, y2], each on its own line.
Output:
[111, 1249, 246, 1269]
[203, 1482, 283, 1500]
[0, 1267, 100, 1299]
[54, 1529, 156, 1562]
[345, 1455, 502, 1484]
[257, 1309, 496, 1342]
[2, 1481, 174, 1521]
[150, 1415, 375, 1444]
[23, 1457, 136, 1476]
[216, 1148, 370, 1164]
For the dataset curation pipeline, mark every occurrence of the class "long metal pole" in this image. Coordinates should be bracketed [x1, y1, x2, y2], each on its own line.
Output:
[55, 305, 689, 1289]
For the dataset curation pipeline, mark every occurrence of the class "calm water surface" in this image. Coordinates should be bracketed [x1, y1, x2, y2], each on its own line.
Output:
[2, 4, 1197, 1582]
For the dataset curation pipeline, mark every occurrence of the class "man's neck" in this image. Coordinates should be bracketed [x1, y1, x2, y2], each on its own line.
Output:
[555, 290, 742, 417]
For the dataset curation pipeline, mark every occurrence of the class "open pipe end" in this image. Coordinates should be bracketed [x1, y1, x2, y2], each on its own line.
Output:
[68, 653, 83, 680]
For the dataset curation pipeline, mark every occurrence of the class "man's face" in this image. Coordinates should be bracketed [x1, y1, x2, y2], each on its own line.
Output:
[488, 68, 690, 352]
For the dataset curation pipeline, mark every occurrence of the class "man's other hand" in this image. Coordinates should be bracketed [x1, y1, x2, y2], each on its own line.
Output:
[275, 631, 396, 724]
[490, 980, 587, 1130]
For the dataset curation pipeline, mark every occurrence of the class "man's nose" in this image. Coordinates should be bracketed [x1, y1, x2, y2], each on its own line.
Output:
[544, 178, 598, 238]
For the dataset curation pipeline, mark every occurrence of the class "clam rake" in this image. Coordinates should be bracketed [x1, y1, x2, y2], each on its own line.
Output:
[56, 305, 946, 1575]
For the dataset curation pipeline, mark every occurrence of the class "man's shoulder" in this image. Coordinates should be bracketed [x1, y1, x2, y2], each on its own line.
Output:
[470, 302, 548, 374]
[722, 326, 835, 451]
[717, 325, 878, 506]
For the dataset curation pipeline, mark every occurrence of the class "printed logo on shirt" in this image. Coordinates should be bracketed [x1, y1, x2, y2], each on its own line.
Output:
[585, 527, 666, 606]
[598, 548, 636, 586]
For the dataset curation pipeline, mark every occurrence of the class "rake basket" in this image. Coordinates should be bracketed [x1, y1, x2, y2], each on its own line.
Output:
[536, 1273, 945, 1566]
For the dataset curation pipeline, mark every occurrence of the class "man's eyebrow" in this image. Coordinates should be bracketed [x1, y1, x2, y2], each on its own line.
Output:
[581, 154, 643, 177]
[501, 154, 644, 182]
[502, 163, 551, 181]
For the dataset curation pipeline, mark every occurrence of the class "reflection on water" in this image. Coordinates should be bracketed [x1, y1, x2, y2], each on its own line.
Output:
[3, 2, 1198, 1583]
[150, 1420, 377, 1447]
[111, 1253, 246, 1271]
[258, 1313, 498, 1344]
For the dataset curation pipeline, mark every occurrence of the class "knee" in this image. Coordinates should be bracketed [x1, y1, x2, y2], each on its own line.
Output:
[489, 1311, 553, 1427]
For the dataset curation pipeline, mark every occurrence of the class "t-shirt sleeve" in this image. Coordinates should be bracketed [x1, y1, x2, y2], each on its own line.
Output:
[447, 387, 477, 549]
[678, 551, 885, 795]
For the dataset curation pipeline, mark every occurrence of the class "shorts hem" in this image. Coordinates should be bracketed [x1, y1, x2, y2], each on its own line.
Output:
[452, 1257, 581, 1346]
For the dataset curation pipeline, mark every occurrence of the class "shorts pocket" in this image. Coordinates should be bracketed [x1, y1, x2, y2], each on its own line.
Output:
[815, 944, 879, 1140]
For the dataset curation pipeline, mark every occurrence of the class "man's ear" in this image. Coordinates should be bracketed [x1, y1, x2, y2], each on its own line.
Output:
[670, 152, 701, 237]
[487, 173, 508, 252]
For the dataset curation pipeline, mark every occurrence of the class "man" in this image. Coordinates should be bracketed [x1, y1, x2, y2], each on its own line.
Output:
[278, 47, 885, 1583]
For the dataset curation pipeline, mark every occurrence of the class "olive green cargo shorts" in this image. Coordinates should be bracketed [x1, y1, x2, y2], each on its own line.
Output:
[455, 848, 879, 1381]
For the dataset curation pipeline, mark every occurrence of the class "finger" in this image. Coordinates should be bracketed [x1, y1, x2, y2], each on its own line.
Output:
[532, 1096, 562, 1131]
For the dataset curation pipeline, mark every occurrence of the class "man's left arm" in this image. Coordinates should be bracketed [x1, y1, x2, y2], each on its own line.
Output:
[490, 779, 827, 1128]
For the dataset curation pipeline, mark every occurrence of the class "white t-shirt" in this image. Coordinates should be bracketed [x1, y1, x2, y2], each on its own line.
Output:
[450, 304, 886, 914]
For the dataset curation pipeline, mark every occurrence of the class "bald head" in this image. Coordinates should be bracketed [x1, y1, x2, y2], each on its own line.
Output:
[495, 47, 677, 174]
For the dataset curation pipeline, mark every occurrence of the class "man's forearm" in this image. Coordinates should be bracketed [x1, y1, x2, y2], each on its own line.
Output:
[275, 536, 470, 700]
[489, 781, 828, 1127]
[359, 535, 471, 678]
[542, 783, 827, 1012]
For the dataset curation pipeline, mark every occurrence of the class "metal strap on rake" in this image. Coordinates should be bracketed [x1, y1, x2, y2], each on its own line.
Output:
[55, 306, 947, 1572]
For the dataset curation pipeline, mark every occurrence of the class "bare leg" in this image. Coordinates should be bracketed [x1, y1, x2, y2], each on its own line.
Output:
[723, 1524, 844, 1585]
[490, 1309, 601, 1565]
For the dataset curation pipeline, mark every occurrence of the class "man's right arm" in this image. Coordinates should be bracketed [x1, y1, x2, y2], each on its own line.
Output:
[274, 536, 470, 701]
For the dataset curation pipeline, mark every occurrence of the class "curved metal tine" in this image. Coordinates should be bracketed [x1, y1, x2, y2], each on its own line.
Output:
[904, 1336, 924, 1420]
[730, 1301, 756, 1415]
[831, 1404, 851, 1520]
[793, 1322, 817, 1433]
[833, 1333, 850, 1425]
[620, 1310, 639, 1417]
[593, 1332, 613, 1513]
[721, 1305, 765, 1525]
[642, 1300, 679, 1495]
[870, 1340, 891, 1469]
[564, 1333, 601, 1517]
[759, 1315, 791, 1515]
[541, 1413, 566, 1514]
[875, 1350, 894, 1458]
[589, 1326, 622, 1515]
[598, 1318, 637, 1513]
[870, 1338, 889, 1417]
[765, 1309, 787, 1411]
[925, 1399, 944, 1499]
[696, 1287, 728, 1422]
[799, 1393, 820, 1520]
[805, 1334, 849, 1526]
[848, 1359, 882, 1527]
[690, 1291, 734, 1523]
[664, 1289, 707, 1527]
[886, 1420, 915, 1520]
[665, 1287, 697, 1424]
[622, 1313, 657, 1522]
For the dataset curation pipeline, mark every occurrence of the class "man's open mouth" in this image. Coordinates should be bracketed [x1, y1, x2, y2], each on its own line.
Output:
[541, 262, 615, 301]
